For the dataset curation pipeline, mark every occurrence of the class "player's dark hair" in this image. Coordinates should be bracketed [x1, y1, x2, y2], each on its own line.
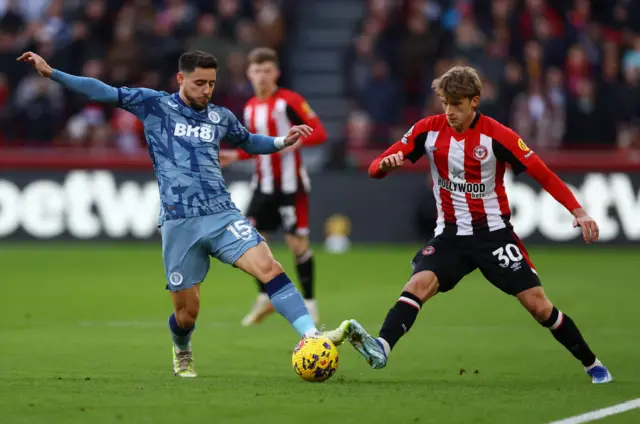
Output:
[432, 66, 482, 103]
[179, 51, 218, 73]
[247, 47, 280, 66]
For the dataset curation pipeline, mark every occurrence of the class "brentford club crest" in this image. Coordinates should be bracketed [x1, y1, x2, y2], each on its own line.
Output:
[473, 145, 488, 160]
[422, 246, 435, 255]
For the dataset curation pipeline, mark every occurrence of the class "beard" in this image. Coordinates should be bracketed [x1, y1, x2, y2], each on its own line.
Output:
[185, 92, 209, 110]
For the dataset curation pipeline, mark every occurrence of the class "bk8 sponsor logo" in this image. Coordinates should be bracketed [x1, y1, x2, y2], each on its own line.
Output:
[173, 123, 216, 142]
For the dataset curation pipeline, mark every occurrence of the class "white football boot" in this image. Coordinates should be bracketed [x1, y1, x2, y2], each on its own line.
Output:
[320, 320, 351, 346]
[241, 293, 275, 326]
[172, 346, 197, 378]
[304, 299, 320, 325]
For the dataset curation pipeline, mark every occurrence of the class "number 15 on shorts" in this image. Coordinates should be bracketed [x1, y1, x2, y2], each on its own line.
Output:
[227, 219, 254, 241]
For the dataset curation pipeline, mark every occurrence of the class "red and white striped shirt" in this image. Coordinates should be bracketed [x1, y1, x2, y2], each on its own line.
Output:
[369, 113, 582, 236]
[237, 88, 327, 194]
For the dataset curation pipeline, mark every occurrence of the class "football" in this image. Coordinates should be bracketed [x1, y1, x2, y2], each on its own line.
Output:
[291, 336, 339, 382]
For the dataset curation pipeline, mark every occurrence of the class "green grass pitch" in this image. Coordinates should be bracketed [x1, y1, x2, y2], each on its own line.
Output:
[1, 243, 639, 424]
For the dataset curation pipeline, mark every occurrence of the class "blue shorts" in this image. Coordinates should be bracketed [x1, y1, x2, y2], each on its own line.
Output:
[161, 210, 264, 291]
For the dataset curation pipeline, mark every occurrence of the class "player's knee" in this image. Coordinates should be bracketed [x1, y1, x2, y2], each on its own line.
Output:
[285, 234, 309, 256]
[255, 256, 284, 282]
[175, 307, 198, 328]
[518, 288, 553, 322]
[404, 271, 439, 303]
[530, 300, 553, 322]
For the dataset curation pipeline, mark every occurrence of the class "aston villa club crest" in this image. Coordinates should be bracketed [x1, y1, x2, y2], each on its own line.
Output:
[208, 110, 221, 123]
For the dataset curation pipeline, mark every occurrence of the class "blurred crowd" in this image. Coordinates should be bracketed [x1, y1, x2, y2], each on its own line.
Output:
[0, 0, 295, 151]
[2, 0, 639, 156]
[345, 0, 640, 152]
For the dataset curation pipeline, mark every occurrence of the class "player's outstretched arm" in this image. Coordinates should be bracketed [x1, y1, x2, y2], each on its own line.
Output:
[491, 129, 599, 244]
[369, 148, 405, 178]
[525, 160, 599, 243]
[224, 108, 314, 155]
[368, 120, 429, 179]
[17, 52, 118, 103]
[234, 125, 314, 155]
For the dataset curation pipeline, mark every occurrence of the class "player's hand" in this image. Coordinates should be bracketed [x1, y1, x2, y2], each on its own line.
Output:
[218, 150, 240, 168]
[16, 52, 53, 78]
[379, 151, 404, 172]
[280, 139, 303, 154]
[572, 208, 599, 244]
[283, 125, 313, 147]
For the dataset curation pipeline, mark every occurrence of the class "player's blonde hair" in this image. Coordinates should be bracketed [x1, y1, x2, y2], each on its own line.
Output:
[247, 47, 280, 66]
[431, 66, 482, 103]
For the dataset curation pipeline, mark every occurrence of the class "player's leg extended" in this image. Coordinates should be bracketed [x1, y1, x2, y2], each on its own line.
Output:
[234, 242, 315, 337]
[347, 271, 439, 369]
[233, 241, 349, 345]
[213, 212, 348, 344]
[347, 238, 473, 369]
[284, 233, 318, 324]
[517, 286, 612, 384]
[476, 229, 612, 383]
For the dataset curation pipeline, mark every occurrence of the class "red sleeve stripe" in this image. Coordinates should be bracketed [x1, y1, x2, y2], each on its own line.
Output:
[525, 157, 582, 212]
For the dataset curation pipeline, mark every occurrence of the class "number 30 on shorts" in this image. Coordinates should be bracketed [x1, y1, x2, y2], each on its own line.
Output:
[492, 243, 523, 268]
[226, 219, 253, 241]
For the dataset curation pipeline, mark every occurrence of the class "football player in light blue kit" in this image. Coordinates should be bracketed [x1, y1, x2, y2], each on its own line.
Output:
[18, 50, 350, 377]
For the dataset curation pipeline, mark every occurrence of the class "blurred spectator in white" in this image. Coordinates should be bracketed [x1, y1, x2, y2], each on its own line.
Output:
[253, 0, 284, 49]
[346, 109, 373, 151]
[0, 0, 49, 23]
[511, 69, 564, 151]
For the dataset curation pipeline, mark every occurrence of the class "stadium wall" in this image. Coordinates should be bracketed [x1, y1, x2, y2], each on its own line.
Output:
[0, 161, 639, 245]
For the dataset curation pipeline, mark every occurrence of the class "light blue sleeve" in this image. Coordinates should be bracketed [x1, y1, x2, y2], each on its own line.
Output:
[50, 69, 118, 103]
[223, 108, 283, 154]
[117, 86, 165, 118]
[239, 134, 285, 154]
[50, 69, 164, 119]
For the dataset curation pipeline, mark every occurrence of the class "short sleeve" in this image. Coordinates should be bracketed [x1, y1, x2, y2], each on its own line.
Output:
[222, 108, 251, 146]
[118, 87, 164, 119]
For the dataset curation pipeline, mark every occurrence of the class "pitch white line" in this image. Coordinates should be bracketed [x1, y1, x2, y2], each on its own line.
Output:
[548, 398, 640, 424]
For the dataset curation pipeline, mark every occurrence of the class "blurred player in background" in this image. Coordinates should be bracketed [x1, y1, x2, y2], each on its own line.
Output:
[345, 66, 613, 384]
[18, 50, 348, 378]
[219, 48, 327, 327]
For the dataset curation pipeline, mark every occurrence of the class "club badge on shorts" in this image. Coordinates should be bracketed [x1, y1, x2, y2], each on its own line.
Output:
[169, 272, 183, 286]
[422, 246, 435, 255]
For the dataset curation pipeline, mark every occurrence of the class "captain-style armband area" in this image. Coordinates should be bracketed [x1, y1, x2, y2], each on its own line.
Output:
[274, 137, 286, 150]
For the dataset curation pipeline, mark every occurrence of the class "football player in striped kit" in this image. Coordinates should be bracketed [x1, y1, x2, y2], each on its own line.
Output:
[344, 66, 612, 384]
[220, 48, 327, 327]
